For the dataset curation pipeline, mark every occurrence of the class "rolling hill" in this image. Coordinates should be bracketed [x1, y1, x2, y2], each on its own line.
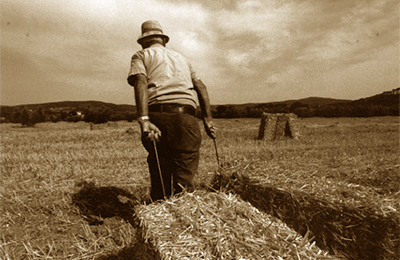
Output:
[1, 88, 398, 119]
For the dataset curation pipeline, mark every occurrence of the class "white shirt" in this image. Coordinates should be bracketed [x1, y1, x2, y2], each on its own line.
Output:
[128, 45, 198, 108]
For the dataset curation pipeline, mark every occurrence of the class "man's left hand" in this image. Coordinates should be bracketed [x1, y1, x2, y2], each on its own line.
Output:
[204, 118, 216, 139]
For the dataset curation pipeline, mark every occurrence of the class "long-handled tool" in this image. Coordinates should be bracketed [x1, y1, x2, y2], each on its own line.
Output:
[213, 138, 221, 167]
[153, 139, 167, 199]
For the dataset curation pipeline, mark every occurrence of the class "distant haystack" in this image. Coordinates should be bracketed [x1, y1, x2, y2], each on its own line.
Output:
[258, 113, 300, 140]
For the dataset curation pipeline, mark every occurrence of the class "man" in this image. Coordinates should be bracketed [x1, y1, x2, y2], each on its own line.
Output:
[127, 20, 216, 201]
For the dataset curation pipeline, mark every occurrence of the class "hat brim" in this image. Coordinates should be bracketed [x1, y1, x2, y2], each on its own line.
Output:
[137, 31, 170, 44]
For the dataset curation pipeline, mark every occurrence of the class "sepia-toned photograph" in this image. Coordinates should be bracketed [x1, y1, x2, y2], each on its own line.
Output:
[1, 0, 399, 259]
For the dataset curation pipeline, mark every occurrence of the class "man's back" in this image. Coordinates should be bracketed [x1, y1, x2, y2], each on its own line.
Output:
[130, 44, 198, 108]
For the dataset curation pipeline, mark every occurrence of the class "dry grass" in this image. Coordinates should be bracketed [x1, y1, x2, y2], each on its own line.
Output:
[1, 122, 145, 259]
[211, 170, 399, 260]
[1, 117, 399, 259]
[206, 117, 399, 260]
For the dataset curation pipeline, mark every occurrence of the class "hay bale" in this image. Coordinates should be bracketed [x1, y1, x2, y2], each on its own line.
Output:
[135, 190, 341, 260]
[287, 113, 301, 139]
[258, 113, 300, 140]
[210, 172, 399, 260]
[257, 113, 268, 140]
[265, 113, 278, 141]
[258, 113, 278, 141]
[275, 114, 288, 138]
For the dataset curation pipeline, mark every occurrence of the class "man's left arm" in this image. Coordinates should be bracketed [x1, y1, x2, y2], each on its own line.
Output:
[193, 78, 216, 139]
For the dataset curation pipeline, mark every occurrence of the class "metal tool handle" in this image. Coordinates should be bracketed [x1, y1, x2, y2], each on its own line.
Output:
[213, 138, 220, 167]
[153, 140, 167, 199]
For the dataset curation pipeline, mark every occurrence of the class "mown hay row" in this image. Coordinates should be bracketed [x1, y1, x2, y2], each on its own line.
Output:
[211, 172, 399, 260]
[134, 190, 342, 260]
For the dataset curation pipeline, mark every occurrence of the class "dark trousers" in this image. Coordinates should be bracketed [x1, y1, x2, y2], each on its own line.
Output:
[141, 112, 201, 201]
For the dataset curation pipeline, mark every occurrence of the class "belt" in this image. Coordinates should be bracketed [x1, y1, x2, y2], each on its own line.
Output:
[149, 104, 196, 116]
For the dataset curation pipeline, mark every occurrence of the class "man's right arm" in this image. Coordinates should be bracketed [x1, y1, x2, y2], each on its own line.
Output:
[128, 73, 148, 118]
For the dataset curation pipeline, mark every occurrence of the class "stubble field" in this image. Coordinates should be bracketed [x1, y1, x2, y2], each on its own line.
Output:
[1, 117, 399, 259]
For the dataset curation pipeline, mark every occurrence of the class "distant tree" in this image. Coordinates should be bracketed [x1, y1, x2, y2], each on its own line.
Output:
[125, 111, 136, 122]
[214, 105, 241, 118]
[260, 103, 289, 114]
[10, 108, 21, 123]
[99, 106, 111, 123]
[211, 107, 218, 118]
[20, 107, 36, 126]
[59, 110, 68, 121]
[244, 107, 262, 118]
[49, 114, 61, 123]
[290, 102, 308, 113]
[0, 107, 13, 122]
[33, 106, 46, 123]
[293, 107, 310, 118]
[214, 105, 227, 118]
[65, 111, 81, 122]
[82, 105, 91, 118]
[84, 108, 96, 123]
[84, 106, 111, 124]
[224, 105, 239, 118]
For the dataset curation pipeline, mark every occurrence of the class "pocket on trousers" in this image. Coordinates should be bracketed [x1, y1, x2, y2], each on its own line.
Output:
[169, 114, 201, 152]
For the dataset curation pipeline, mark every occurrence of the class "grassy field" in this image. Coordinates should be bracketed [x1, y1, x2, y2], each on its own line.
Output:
[1, 117, 399, 259]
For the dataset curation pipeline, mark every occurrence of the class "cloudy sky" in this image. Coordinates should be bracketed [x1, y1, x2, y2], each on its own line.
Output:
[1, 0, 399, 106]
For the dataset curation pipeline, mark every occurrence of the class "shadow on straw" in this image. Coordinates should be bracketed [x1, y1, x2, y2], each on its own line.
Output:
[71, 181, 149, 226]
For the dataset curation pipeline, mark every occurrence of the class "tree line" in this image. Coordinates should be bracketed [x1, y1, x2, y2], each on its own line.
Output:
[211, 101, 399, 119]
[1, 93, 398, 126]
[1, 106, 137, 126]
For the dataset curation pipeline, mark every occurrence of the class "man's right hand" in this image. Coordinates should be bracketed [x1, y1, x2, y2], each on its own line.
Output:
[140, 120, 162, 142]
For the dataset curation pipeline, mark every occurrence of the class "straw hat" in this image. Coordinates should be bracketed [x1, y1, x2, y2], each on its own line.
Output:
[137, 20, 170, 44]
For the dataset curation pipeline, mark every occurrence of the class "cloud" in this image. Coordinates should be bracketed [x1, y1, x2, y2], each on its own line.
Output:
[148, 0, 399, 104]
[297, 0, 399, 65]
[192, 0, 399, 103]
[1, 0, 398, 105]
[1, 0, 136, 104]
